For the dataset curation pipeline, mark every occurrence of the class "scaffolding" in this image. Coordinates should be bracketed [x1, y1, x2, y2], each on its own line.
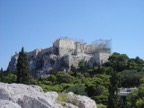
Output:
[92, 39, 112, 54]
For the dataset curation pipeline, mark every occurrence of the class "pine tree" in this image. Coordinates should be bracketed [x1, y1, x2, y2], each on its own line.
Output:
[16, 47, 30, 84]
[0, 68, 4, 82]
[107, 67, 122, 108]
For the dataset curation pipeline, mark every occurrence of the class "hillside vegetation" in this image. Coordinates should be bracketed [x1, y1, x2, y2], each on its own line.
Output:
[1, 51, 144, 108]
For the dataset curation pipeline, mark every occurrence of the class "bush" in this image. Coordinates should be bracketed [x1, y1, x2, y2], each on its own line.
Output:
[39, 75, 49, 82]
[57, 93, 80, 106]
[126, 86, 144, 108]
[4, 73, 17, 83]
[97, 104, 107, 108]
[64, 84, 87, 95]
[39, 84, 63, 92]
[119, 70, 144, 87]
[47, 75, 57, 84]
[29, 75, 37, 85]
[56, 72, 75, 84]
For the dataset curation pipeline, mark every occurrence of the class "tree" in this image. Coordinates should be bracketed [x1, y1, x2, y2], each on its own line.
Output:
[119, 70, 144, 87]
[16, 47, 30, 84]
[125, 77, 144, 107]
[107, 68, 122, 108]
[82, 75, 110, 105]
[108, 52, 129, 72]
[126, 86, 144, 108]
[65, 84, 87, 95]
[56, 71, 75, 84]
[127, 57, 144, 71]
[48, 75, 57, 84]
[70, 65, 77, 77]
[78, 60, 86, 72]
[0, 68, 4, 82]
[4, 73, 17, 83]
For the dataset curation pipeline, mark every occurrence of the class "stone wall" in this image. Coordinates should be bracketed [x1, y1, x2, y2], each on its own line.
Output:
[84, 44, 97, 54]
[63, 54, 93, 69]
[53, 38, 98, 56]
[53, 38, 75, 56]
[75, 43, 97, 55]
[8, 37, 111, 75]
[94, 52, 110, 64]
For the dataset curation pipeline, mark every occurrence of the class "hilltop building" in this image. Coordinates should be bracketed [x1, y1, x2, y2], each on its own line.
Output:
[8, 37, 111, 76]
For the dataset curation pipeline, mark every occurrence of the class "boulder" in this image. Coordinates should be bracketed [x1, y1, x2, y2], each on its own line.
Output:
[0, 83, 97, 108]
[76, 95, 97, 108]
[0, 100, 21, 108]
[61, 92, 97, 108]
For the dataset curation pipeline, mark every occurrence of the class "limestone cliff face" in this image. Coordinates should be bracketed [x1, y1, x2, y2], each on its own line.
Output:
[8, 47, 67, 77]
[8, 37, 111, 76]
[0, 82, 97, 108]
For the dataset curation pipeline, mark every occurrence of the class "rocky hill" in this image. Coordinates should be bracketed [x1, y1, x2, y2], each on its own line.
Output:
[8, 37, 111, 77]
[0, 82, 97, 108]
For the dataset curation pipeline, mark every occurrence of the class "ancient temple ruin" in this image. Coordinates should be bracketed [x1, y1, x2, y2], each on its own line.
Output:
[8, 37, 111, 76]
[53, 37, 111, 67]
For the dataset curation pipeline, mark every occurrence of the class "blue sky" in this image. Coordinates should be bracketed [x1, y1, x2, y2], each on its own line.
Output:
[0, 0, 144, 70]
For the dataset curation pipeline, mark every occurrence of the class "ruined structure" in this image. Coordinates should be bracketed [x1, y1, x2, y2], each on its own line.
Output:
[8, 37, 111, 76]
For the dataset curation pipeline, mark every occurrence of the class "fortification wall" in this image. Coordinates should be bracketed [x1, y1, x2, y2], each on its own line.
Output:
[53, 38, 75, 56]
[94, 52, 110, 64]
[53, 38, 75, 49]
[8, 37, 111, 74]
[64, 54, 93, 68]
[75, 43, 97, 55]
[59, 39, 75, 49]
[84, 44, 97, 54]
[53, 38, 99, 56]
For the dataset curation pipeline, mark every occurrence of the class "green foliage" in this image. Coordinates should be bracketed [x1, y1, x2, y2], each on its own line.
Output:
[0, 68, 4, 82]
[82, 74, 110, 105]
[57, 93, 80, 106]
[84, 77, 103, 96]
[127, 59, 139, 70]
[61, 83, 74, 90]
[4, 73, 17, 83]
[140, 76, 144, 86]
[78, 60, 86, 72]
[119, 70, 144, 87]
[107, 69, 122, 108]
[126, 86, 144, 108]
[47, 75, 57, 83]
[107, 52, 144, 72]
[39, 75, 49, 82]
[97, 104, 107, 108]
[0, 69, 18, 83]
[39, 84, 63, 92]
[29, 76, 37, 84]
[38, 76, 53, 85]
[35, 52, 144, 106]
[16, 47, 30, 84]
[71, 65, 76, 72]
[107, 52, 129, 72]
[57, 93, 69, 102]
[56, 71, 75, 84]
[93, 87, 109, 105]
[64, 84, 87, 95]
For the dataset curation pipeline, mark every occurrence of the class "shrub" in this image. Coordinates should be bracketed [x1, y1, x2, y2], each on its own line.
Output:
[97, 104, 107, 108]
[4, 73, 17, 83]
[56, 72, 75, 84]
[126, 86, 144, 108]
[64, 84, 87, 95]
[57, 93, 80, 106]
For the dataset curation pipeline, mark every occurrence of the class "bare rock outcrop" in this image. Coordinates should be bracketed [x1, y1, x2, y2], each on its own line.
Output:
[0, 82, 97, 108]
[8, 37, 111, 77]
